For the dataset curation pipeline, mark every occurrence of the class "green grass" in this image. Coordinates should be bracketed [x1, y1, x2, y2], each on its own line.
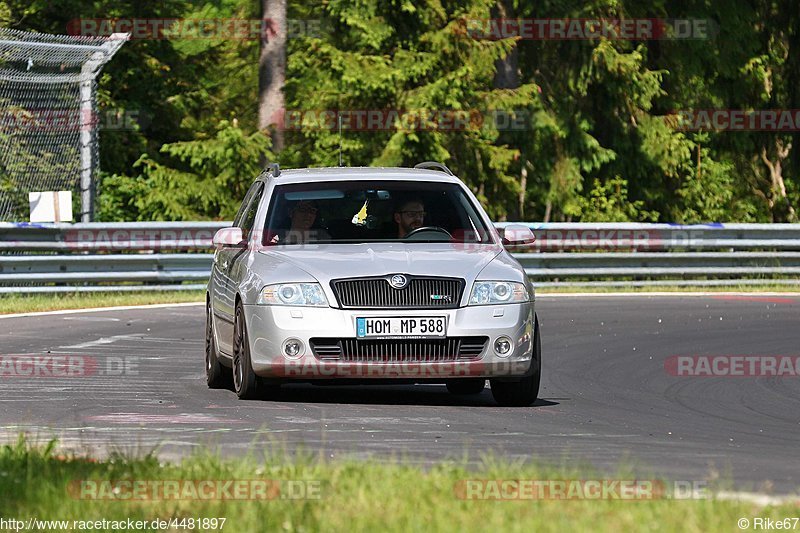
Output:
[0, 437, 795, 532]
[0, 290, 205, 315]
[537, 283, 800, 294]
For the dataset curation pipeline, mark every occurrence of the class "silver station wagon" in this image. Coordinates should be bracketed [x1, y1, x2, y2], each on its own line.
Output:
[206, 163, 541, 406]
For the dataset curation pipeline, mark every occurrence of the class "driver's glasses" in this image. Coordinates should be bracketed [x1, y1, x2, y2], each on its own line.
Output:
[400, 210, 426, 219]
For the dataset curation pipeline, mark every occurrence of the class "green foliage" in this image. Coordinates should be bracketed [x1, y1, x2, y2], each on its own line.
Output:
[579, 176, 658, 222]
[0, 2, 10, 25]
[97, 121, 272, 221]
[280, 0, 551, 220]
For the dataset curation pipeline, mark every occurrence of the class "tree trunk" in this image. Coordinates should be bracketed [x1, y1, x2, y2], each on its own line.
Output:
[780, 0, 800, 188]
[519, 162, 527, 220]
[760, 139, 796, 222]
[259, 0, 287, 152]
[491, 0, 519, 89]
[491, 0, 524, 220]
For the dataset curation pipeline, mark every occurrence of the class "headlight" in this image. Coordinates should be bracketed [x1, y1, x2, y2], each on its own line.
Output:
[259, 283, 328, 307]
[469, 281, 529, 305]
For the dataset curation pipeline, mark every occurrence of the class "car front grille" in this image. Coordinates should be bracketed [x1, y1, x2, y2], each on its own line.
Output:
[331, 276, 464, 309]
[309, 337, 488, 362]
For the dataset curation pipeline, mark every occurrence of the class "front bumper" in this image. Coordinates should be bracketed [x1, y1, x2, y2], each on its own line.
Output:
[242, 302, 535, 380]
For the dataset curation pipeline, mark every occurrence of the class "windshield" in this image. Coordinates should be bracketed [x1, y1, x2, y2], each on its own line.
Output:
[262, 180, 493, 246]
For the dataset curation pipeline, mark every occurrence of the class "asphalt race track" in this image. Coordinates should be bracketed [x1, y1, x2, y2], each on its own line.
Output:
[1, 295, 799, 493]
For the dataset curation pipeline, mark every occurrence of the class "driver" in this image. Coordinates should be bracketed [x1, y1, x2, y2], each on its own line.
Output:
[271, 200, 329, 244]
[393, 199, 426, 238]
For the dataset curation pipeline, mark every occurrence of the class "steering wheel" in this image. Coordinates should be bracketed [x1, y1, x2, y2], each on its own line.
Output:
[405, 226, 452, 240]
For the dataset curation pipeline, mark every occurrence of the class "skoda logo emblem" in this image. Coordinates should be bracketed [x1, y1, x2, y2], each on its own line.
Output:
[389, 274, 408, 289]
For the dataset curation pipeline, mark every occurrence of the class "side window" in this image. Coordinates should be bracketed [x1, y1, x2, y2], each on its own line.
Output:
[238, 183, 264, 239]
[233, 181, 262, 228]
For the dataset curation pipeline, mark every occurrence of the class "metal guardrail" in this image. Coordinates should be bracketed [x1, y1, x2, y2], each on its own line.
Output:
[517, 252, 800, 277]
[1, 222, 799, 293]
[0, 222, 223, 252]
[4, 221, 800, 252]
[495, 222, 800, 251]
[0, 254, 212, 283]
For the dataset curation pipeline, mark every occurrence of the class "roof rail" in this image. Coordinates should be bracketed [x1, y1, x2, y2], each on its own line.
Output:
[266, 162, 281, 177]
[414, 161, 453, 176]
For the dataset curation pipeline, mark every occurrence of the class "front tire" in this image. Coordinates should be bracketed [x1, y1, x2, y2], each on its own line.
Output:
[205, 301, 229, 389]
[490, 314, 541, 407]
[232, 302, 260, 400]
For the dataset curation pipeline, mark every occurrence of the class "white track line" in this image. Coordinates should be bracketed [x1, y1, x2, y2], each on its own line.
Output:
[715, 491, 800, 506]
[537, 291, 800, 298]
[0, 301, 204, 319]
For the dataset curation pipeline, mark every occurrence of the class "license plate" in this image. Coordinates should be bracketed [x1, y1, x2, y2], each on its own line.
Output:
[356, 317, 446, 338]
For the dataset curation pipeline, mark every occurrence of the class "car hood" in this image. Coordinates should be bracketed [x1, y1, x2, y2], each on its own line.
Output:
[257, 242, 504, 284]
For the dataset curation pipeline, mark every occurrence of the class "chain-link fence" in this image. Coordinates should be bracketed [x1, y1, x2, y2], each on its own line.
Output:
[0, 28, 127, 222]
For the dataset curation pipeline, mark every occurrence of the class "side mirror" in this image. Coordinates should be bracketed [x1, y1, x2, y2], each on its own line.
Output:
[212, 227, 244, 248]
[501, 224, 536, 245]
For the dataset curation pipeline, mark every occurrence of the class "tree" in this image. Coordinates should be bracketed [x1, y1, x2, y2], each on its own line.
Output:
[98, 121, 273, 221]
[259, 0, 287, 152]
[282, 0, 538, 220]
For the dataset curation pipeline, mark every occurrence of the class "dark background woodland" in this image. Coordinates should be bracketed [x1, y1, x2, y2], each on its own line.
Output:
[3, 0, 797, 223]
